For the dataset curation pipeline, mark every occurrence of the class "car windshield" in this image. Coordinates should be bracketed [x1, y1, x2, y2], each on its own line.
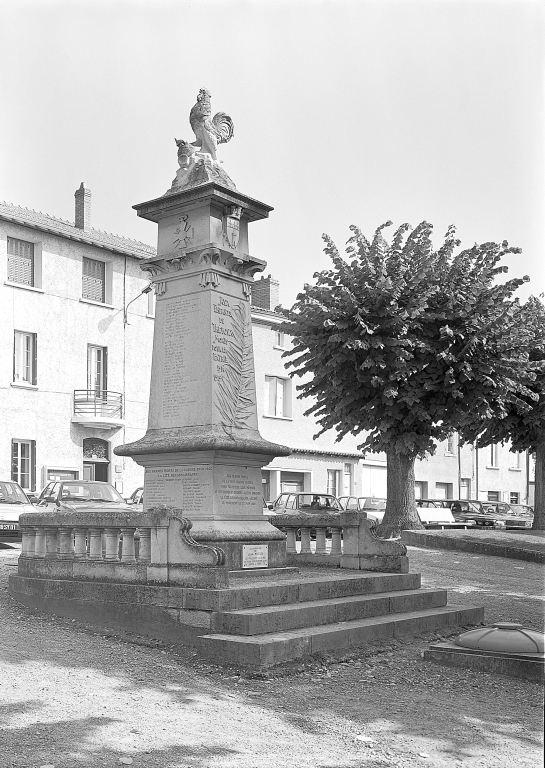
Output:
[0, 481, 28, 504]
[510, 505, 533, 517]
[60, 482, 124, 503]
[297, 495, 341, 511]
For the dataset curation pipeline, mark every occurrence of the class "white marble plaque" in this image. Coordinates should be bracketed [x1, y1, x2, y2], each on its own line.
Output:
[242, 544, 269, 569]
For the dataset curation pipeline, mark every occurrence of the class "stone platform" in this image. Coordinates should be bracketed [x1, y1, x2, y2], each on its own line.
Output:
[9, 567, 483, 668]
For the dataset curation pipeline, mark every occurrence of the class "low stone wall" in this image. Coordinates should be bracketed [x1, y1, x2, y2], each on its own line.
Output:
[401, 530, 545, 563]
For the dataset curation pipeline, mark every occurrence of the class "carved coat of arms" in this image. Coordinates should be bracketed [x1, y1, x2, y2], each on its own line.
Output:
[223, 205, 242, 250]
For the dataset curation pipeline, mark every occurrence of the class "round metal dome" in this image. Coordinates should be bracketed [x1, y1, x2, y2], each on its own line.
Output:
[455, 623, 544, 654]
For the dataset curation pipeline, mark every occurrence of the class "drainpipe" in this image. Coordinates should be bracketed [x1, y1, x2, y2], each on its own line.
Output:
[457, 435, 461, 498]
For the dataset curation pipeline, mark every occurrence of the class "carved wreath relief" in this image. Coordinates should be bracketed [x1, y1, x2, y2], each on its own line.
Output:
[212, 296, 257, 431]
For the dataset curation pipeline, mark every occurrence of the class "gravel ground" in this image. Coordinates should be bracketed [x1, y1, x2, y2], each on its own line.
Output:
[0, 541, 543, 768]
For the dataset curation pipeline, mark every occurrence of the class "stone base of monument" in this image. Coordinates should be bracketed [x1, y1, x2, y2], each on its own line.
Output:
[9, 569, 483, 668]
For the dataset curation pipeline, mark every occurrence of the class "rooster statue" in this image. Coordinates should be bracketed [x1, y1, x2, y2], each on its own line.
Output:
[188, 89, 234, 162]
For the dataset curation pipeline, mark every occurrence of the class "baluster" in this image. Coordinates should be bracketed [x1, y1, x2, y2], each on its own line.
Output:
[21, 528, 36, 557]
[300, 527, 312, 554]
[57, 527, 73, 558]
[315, 527, 327, 555]
[330, 527, 342, 556]
[34, 527, 46, 558]
[73, 528, 87, 558]
[88, 528, 102, 560]
[120, 528, 136, 563]
[104, 528, 120, 561]
[138, 528, 151, 562]
[45, 527, 58, 558]
[285, 528, 297, 554]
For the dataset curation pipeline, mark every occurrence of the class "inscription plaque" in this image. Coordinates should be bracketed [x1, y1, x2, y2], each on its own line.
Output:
[163, 296, 201, 421]
[145, 465, 212, 515]
[242, 544, 269, 569]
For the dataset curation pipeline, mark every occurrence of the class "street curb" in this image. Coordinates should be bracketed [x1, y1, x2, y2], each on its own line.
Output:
[400, 531, 545, 563]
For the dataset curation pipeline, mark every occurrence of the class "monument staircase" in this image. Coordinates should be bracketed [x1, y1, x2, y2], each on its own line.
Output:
[10, 509, 484, 669]
[198, 567, 482, 667]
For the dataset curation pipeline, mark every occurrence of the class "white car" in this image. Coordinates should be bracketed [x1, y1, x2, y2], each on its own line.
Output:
[0, 480, 37, 538]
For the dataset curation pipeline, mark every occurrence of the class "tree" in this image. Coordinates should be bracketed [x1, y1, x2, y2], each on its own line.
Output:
[280, 221, 543, 536]
[459, 296, 545, 529]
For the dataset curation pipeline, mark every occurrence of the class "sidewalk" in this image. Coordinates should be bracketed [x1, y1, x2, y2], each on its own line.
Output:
[1, 542, 543, 768]
[401, 529, 545, 563]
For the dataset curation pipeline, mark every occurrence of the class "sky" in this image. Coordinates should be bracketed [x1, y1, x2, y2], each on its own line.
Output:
[0, 0, 543, 309]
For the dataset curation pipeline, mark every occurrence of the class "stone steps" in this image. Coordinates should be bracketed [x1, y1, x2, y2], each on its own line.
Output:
[185, 571, 422, 612]
[199, 603, 484, 668]
[214, 588, 448, 635]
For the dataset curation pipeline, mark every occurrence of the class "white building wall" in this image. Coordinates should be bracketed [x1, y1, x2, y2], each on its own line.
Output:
[0, 221, 153, 496]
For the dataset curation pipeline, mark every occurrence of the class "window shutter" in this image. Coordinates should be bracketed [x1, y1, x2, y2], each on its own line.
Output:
[103, 347, 108, 391]
[30, 440, 36, 492]
[7, 238, 34, 285]
[82, 258, 105, 302]
[32, 334, 37, 385]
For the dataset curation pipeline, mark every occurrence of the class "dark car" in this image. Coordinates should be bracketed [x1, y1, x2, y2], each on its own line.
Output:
[455, 501, 533, 529]
[0, 480, 37, 537]
[36, 480, 134, 513]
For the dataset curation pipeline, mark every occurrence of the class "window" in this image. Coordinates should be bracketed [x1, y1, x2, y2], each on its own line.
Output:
[265, 376, 291, 418]
[460, 478, 471, 499]
[435, 482, 452, 500]
[82, 257, 106, 302]
[414, 481, 427, 500]
[446, 435, 455, 454]
[7, 237, 34, 286]
[510, 451, 521, 469]
[87, 345, 107, 394]
[510, 492, 520, 504]
[487, 491, 500, 501]
[489, 444, 498, 467]
[327, 469, 341, 497]
[11, 439, 36, 492]
[273, 329, 285, 348]
[147, 289, 156, 318]
[343, 463, 352, 495]
[13, 331, 37, 385]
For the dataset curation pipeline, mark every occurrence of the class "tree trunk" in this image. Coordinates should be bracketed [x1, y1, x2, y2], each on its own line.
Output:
[377, 448, 423, 538]
[532, 437, 545, 530]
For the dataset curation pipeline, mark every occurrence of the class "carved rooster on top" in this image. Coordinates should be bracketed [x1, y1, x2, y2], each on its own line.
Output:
[188, 89, 234, 162]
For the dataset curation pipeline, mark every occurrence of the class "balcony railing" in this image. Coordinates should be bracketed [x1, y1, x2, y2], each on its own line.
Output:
[72, 390, 124, 428]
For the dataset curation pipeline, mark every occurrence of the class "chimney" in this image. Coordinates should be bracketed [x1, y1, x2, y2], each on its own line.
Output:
[74, 182, 91, 230]
[251, 274, 280, 311]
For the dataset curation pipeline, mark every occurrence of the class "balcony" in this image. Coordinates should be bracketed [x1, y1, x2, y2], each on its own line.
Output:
[71, 390, 125, 429]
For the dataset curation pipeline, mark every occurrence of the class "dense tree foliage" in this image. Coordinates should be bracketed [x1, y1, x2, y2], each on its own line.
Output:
[460, 296, 545, 529]
[280, 221, 543, 536]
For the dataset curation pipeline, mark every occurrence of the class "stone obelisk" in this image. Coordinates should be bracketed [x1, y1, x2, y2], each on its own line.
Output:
[115, 89, 290, 570]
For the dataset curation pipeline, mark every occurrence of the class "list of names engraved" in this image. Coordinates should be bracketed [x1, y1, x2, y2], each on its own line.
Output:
[144, 466, 212, 514]
[163, 296, 200, 420]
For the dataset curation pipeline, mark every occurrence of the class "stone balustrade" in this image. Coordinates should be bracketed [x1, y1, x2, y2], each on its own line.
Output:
[269, 510, 409, 573]
[17, 506, 228, 588]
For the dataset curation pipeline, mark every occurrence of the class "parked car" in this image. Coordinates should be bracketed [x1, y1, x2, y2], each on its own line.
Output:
[0, 480, 37, 538]
[36, 480, 134, 512]
[454, 501, 533, 529]
[125, 486, 144, 511]
[337, 496, 385, 524]
[269, 493, 342, 515]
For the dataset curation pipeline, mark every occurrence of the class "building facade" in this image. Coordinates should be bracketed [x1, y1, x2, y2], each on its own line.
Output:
[0, 185, 155, 497]
[0, 195, 531, 508]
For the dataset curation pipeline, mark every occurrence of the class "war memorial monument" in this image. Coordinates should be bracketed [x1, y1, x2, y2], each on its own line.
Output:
[9, 91, 484, 667]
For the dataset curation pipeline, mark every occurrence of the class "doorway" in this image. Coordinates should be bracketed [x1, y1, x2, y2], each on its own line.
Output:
[82, 438, 109, 482]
